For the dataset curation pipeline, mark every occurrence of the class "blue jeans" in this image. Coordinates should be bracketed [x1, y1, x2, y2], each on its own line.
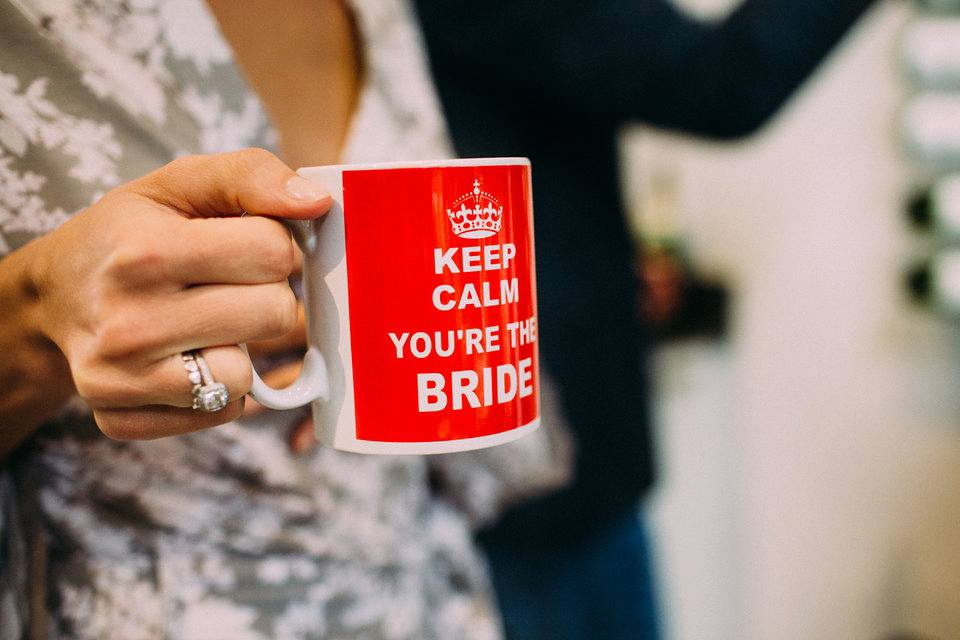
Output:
[483, 511, 662, 640]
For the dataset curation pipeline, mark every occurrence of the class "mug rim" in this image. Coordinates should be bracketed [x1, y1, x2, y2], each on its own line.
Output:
[298, 157, 530, 173]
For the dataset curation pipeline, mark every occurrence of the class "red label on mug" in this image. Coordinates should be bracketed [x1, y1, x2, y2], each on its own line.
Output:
[342, 164, 538, 443]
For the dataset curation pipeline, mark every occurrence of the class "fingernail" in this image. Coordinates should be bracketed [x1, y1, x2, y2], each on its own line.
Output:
[285, 176, 327, 201]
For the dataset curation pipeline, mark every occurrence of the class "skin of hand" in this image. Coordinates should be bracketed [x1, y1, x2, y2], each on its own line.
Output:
[200, 1, 363, 454]
[241, 244, 317, 453]
[0, 148, 330, 455]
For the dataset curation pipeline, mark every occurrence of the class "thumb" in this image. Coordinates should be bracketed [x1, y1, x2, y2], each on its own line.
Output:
[130, 148, 331, 220]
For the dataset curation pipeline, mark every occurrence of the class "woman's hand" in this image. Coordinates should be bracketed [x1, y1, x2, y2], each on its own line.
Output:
[5, 148, 329, 446]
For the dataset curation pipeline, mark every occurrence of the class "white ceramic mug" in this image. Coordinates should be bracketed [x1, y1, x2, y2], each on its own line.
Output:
[248, 158, 541, 454]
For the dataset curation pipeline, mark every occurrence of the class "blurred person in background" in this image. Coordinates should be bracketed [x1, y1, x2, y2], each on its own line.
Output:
[413, 0, 881, 638]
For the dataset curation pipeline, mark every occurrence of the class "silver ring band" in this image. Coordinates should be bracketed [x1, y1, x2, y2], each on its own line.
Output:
[182, 350, 229, 412]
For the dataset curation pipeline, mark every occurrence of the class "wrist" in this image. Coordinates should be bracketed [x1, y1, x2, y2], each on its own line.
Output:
[0, 239, 75, 457]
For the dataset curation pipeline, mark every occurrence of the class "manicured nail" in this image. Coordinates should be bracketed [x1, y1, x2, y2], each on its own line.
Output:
[285, 175, 328, 201]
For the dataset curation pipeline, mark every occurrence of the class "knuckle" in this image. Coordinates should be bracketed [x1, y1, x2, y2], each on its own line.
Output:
[160, 156, 195, 185]
[72, 371, 104, 405]
[101, 217, 172, 286]
[105, 242, 165, 284]
[263, 285, 299, 338]
[259, 226, 296, 278]
[213, 346, 253, 396]
[234, 147, 280, 182]
[73, 364, 126, 408]
[166, 153, 203, 173]
[240, 146, 275, 162]
[235, 362, 254, 395]
[94, 312, 152, 359]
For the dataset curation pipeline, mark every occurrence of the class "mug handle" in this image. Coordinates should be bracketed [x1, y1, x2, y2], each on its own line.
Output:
[244, 344, 330, 410]
[244, 216, 330, 410]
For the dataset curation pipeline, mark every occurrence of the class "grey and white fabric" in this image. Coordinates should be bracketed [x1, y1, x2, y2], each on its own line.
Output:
[0, 1, 509, 638]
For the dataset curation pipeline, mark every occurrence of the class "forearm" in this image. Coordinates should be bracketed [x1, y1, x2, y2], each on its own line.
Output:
[0, 239, 75, 460]
[636, 0, 879, 138]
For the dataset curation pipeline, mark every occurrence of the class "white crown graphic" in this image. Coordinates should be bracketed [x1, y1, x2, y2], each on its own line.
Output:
[446, 180, 503, 238]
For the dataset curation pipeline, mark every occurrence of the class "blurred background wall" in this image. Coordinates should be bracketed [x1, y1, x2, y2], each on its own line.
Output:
[621, 0, 960, 638]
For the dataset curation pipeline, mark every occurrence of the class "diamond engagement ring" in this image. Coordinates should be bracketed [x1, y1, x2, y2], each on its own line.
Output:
[181, 350, 230, 412]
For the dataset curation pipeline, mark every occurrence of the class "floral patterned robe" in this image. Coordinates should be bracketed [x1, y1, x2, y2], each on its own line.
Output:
[0, 1, 510, 638]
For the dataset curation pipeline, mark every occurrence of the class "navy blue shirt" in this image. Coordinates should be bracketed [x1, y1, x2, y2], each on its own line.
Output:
[414, 0, 877, 548]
